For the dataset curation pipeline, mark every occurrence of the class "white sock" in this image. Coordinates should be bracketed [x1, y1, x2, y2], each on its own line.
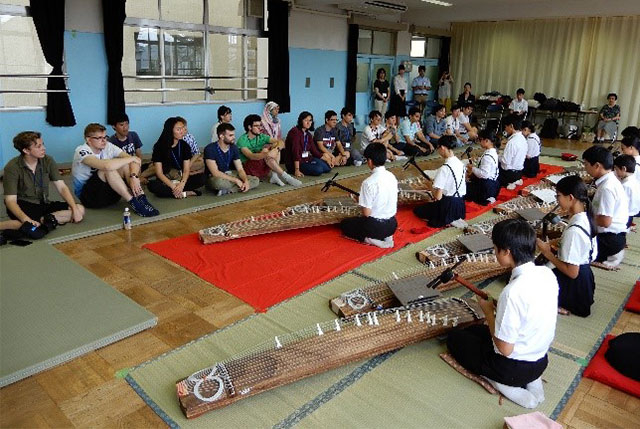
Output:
[606, 249, 625, 267]
[450, 219, 468, 228]
[364, 237, 394, 248]
[526, 377, 545, 404]
[280, 172, 302, 187]
[269, 172, 285, 186]
[515, 179, 523, 185]
[484, 377, 540, 409]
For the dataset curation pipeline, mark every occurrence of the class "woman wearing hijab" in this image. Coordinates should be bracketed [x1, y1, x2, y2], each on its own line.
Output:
[261, 101, 282, 140]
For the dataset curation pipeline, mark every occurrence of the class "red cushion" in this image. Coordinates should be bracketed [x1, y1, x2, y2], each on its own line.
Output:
[624, 281, 640, 313]
[583, 335, 640, 397]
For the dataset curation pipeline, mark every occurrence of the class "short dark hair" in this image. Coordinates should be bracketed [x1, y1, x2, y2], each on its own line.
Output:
[363, 143, 387, 166]
[621, 126, 639, 139]
[492, 218, 536, 265]
[398, 64, 405, 71]
[340, 107, 353, 117]
[369, 110, 382, 121]
[297, 111, 313, 129]
[582, 145, 613, 170]
[113, 112, 129, 124]
[516, 88, 525, 95]
[438, 135, 458, 150]
[418, 65, 425, 72]
[502, 114, 522, 130]
[607, 93, 618, 100]
[463, 82, 472, 88]
[521, 120, 535, 132]
[13, 131, 41, 153]
[432, 104, 445, 115]
[613, 154, 636, 173]
[384, 111, 396, 120]
[84, 123, 106, 138]
[621, 136, 640, 152]
[408, 106, 421, 117]
[217, 105, 231, 121]
[477, 128, 496, 145]
[216, 122, 235, 137]
[325, 110, 337, 122]
[451, 104, 461, 112]
[376, 68, 386, 79]
[462, 103, 473, 111]
[243, 114, 262, 132]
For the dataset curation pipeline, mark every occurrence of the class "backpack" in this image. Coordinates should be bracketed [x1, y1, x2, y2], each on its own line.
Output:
[533, 92, 547, 105]
[540, 118, 559, 138]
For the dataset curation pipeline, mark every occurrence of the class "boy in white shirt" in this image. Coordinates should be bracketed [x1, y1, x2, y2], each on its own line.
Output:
[466, 129, 500, 205]
[620, 135, 640, 183]
[521, 120, 541, 178]
[613, 155, 640, 229]
[340, 143, 398, 248]
[72, 123, 159, 216]
[509, 88, 528, 118]
[582, 145, 629, 270]
[458, 103, 478, 142]
[444, 104, 464, 147]
[448, 218, 558, 408]
[499, 114, 528, 189]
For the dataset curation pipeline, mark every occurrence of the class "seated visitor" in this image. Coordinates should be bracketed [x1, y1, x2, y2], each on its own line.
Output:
[398, 107, 434, 156]
[335, 107, 364, 166]
[210, 105, 232, 143]
[458, 103, 478, 141]
[177, 117, 205, 176]
[424, 104, 447, 146]
[596, 93, 620, 142]
[314, 110, 350, 167]
[260, 101, 282, 140]
[509, 88, 528, 118]
[283, 111, 331, 177]
[457, 82, 475, 106]
[444, 104, 465, 147]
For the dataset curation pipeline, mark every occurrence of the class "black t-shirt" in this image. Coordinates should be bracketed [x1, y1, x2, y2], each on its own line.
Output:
[152, 140, 193, 174]
[374, 80, 390, 100]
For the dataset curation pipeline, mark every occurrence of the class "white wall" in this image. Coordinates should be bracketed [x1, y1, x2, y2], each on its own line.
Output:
[288, 10, 348, 51]
[396, 31, 411, 56]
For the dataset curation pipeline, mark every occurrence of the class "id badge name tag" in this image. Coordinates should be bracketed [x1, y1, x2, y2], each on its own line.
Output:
[344, 142, 351, 149]
[302, 151, 310, 158]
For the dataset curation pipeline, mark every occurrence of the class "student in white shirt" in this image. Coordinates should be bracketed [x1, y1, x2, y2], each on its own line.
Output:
[458, 103, 478, 141]
[537, 176, 597, 317]
[340, 143, 398, 248]
[521, 121, 541, 178]
[582, 145, 629, 270]
[398, 107, 434, 156]
[499, 114, 528, 189]
[509, 88, 528, 118]
[444, 104, 464, 147]
[613, 155, 640, 228]
[465, 129, 500, 205]
[413, 135, 466, 227]
[620, 135, 640, 183]
[448, 218, 558, 409]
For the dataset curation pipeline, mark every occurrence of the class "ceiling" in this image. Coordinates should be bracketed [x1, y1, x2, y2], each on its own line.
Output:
[293, 0, 640, 28]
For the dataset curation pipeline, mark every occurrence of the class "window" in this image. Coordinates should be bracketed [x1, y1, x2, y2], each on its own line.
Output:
[124, 0, 267, 104]
[411, 37, 426, 58]
[358, 29, 395, 56]
[0, 4, 52, 109]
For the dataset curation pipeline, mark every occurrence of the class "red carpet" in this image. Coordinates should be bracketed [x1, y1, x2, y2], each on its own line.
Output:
[144, 164, 563, 311]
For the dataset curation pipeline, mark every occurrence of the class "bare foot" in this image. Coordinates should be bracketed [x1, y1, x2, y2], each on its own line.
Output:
[590, 261, 620, 271]
[558, 307, 571, 315]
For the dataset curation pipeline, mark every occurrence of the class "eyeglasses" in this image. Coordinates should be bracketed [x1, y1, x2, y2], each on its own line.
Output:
[89, 136, 108, 141]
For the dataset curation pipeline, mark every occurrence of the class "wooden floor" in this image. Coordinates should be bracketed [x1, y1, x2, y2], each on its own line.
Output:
[1, 140, 638, 428]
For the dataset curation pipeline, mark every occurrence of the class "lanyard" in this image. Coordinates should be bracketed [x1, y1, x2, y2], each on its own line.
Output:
[303, 132, 309, 151]
[216, 143, 231, 171]
[171, 142, 182, 172]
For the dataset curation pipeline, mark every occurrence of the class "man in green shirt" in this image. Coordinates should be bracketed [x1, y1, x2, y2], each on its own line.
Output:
[236, 114, 302, 187]
[3, 131, 85, 238]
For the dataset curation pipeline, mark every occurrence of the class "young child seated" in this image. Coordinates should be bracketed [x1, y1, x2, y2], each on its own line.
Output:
[536, 175, 597, 317]
[4, 131, 85, 238]
[582, 146, 629, 270]
[521, 120, 541, 178]
[613, 155, 640, 229]
[413, 135, 466, 227]
[465, 129, 500, 205]
[499, 114, 528, 190]
[447, 218, 558, 408]
[339, 143, 398, 248]
[620, 135, 640, 183]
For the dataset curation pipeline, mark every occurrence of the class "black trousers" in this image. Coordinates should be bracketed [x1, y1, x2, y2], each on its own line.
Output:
[498, 166, 523, 187]
[340, 216, 397, 242]
[595, 232, 626, 262]
[148, 173, 205, 198]
[447, 324, 548, 387]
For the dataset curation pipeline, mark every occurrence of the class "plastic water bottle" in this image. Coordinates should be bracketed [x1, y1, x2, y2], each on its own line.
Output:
[123, 207, 132, 230]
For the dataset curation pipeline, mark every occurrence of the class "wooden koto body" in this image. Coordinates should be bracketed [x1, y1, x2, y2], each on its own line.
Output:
[176, 297, 484, 418]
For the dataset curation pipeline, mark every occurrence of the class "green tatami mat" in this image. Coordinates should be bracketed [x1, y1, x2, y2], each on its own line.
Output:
[0, 243, 157, 387]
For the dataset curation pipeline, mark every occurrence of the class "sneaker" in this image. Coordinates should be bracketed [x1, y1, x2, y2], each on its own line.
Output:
[217, 189, 230, 196]
[450, 219, 468, 228]
[269, 172, 285, 187]
[136, 194, 159, 216]
[506, 182, 518, 190]
[364, 237, 394, 248]
[280, 172, 302, 187]
[486, 197, 496, 204]
[129, 196, 158, 217]
[515, 179, 523, 186]
[354, 160, 363, 167]
[395, 155, 408, 161]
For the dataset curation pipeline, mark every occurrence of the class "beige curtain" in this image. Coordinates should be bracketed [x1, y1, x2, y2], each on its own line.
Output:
[450, 16, 640, 131]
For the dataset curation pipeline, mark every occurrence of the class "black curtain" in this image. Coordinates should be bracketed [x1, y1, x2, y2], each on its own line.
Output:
[30, 0, 76, 126]
[345, 23, 358, 115]
[102, 0, 126, 125]
[439, 37, 451, 77]
[267, 0, 290, 113]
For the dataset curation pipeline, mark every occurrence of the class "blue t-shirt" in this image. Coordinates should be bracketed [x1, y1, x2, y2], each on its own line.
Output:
[398, 118, 421, 143]
[203, 142, 240, 174]
[108, 131, 142, 156]
[424, 115, 446, 141]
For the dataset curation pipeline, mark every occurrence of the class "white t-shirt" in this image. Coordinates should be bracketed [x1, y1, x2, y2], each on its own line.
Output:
[509, 98, 529, 114]
[359, 166, 398, 220]
[362, 125, 383, 151]
[458, 113, 470, 134]
[558, 212, 598, 265]
[393, 74, 408, 96]
[500, 131, 527, 171]
[634, 155, 640, 183]
[471, 148, 499, 180]
[591, 171, 629, 234]
[621, 175, 640, 216]
[494, 262, 558, 361]
[72, 142, 123, 196]
[444, 115, 460, 136]
[433, 156, 466, 197]
[526, 132, 541, 158]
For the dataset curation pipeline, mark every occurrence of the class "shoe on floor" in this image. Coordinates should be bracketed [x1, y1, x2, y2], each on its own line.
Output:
[450, 219, 468, 228]
[135, 194, 159, 216]
[364, 236, 394, 248]
[129, 196, 159, 217]
[217, 189, 230, 196]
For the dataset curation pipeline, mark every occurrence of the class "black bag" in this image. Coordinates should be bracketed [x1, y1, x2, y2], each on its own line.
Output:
[558, 101, 580, 112]
[540, 118, 559, 138]
[541, 97, 559, 111]
[533, 92, 547, 105]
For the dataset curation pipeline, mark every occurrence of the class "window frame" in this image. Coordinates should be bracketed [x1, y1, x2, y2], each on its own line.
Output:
[357, 27, 396, 57]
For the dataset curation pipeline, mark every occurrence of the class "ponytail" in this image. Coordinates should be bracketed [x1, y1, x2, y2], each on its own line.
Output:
[556, 175, 596, 237]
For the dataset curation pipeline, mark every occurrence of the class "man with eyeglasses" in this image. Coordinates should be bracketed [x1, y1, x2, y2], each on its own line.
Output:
[72, 123, 159, 216]
[314, 110, 350, 167]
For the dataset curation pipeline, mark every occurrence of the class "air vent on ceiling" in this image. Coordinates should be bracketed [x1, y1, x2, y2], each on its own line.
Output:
[338, 1, 408, 15]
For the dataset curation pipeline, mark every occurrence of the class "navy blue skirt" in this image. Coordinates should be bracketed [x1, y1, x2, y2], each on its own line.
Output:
[413, 195, 466, 228]
[465, 176, 500, 205]
[554, 264, 595, 317]
[523, 156, 540, 178]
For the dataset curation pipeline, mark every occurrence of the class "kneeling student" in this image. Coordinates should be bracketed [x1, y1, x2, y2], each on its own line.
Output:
[447, 218, 558, 408]
[339, 143, 398, 248]
[4, 131, 85, 238]
[204, 123, 259, 195]
[413, 135, 466, 227]
[613, 154, 640, 229]
[536, 176, 597, 317]
[582, 146, 629, 270]
[498, 114, 527, 189]
[465, 129, 500, 205]
[521, 121, 541, 178]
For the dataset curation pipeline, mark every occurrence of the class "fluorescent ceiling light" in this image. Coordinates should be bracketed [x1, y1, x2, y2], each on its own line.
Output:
[421, 0, 453, 6]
